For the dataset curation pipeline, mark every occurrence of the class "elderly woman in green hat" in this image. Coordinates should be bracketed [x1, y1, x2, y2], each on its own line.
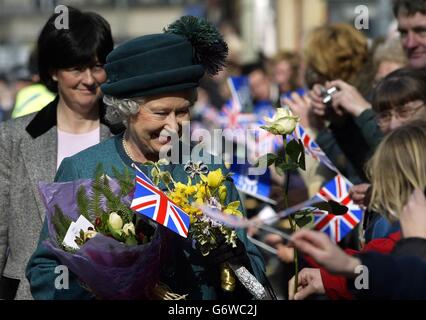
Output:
[26, 16, 268, 300]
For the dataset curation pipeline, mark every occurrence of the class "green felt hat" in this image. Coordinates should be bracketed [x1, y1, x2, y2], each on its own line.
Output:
[101, 16, 228, 98]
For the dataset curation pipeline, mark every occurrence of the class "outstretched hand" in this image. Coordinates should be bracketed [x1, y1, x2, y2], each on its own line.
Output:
[290, 229, 360, 276]
[326, 80, 371, 117]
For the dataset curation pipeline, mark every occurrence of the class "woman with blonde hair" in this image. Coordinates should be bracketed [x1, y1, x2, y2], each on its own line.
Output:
[290, 122, 426, 298]
[367, 119, 426, 221]
[288, 120, 426, 300]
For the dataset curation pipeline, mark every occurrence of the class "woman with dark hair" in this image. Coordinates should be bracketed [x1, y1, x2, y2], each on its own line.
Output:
[0, 7, 117, 299]
[372, 68, 426, 135]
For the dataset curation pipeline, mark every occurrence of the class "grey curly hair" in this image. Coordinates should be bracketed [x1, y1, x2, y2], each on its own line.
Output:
[103, 89, 198, 126]
[103, 95, 144, 126]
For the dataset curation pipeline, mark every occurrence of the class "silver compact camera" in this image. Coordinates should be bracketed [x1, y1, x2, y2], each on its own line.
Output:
[320, 86, 338, 104]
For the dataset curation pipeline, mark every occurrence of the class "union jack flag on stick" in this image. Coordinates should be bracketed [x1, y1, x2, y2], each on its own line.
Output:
[130, 165, 190, 238]
[293, 124, 338, 173]
[311, 174, 363, 243]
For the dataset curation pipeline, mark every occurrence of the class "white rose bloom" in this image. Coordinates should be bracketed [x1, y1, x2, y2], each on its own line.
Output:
[108, 212, 123, 230]
[122, 222, 136, 236]
[263, 108, 299, 135]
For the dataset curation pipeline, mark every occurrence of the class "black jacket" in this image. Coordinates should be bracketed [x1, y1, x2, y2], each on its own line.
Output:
[349, 238, 426, 299]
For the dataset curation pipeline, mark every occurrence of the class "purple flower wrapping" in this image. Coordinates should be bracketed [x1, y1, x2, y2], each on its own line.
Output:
[38, 179, 166, 300]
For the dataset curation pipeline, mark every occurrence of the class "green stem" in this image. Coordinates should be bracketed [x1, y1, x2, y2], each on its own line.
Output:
[288, 216, 299, 296]
[154, 163, 173, 192]
[282, 134, 299, 298]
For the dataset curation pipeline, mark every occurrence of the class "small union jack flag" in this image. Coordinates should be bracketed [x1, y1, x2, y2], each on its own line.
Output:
[311, 174, 363, 243]
[130, 165, 190, 238]
[293, 124, 338, 173]
[219, 99, 257, 130]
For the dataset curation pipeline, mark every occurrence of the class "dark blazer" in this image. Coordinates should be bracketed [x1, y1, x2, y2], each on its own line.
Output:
[0, 97, 121, 299]
[351, 250, 426, 299]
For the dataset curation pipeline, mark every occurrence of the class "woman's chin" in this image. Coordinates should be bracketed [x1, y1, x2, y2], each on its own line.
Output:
[75, 96, 99, 109]
[155, 139, 174, 157]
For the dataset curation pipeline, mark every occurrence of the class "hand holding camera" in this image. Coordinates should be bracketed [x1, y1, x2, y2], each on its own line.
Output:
[325, 80, 371, 117]
[308, 84, 335, 117]
[320, 86, 338, 104]
[310, 80, 371, 118]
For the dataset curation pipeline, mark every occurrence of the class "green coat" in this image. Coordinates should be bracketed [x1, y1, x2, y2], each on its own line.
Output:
[26, 133, 266, 300]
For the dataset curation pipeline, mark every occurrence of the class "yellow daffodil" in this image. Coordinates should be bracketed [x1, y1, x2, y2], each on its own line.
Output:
[218, 185, 227, 204]
[223, 201, 243, 217]
[206, 168, 225, 188]
[195, 184, 207, 203]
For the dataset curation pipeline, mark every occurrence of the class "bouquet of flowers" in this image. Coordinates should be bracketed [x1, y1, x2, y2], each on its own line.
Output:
[144, 161, 266, 299]
[39, 166, 182, 300]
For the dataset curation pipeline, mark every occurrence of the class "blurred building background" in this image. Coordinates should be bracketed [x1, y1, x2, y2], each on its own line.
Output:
[0, 0, 396, 73]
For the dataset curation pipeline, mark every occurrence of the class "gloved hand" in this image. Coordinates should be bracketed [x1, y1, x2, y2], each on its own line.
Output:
[208, 233, 251, 269]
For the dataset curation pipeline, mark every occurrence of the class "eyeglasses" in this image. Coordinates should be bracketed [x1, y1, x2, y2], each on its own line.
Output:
[376, 103, 425, 126]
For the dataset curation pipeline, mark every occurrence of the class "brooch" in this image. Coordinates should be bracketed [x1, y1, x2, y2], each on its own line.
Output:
[184, 161, 209, 178]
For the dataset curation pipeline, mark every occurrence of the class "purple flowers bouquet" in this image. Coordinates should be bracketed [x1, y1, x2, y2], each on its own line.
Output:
[38, 169, 175, 300]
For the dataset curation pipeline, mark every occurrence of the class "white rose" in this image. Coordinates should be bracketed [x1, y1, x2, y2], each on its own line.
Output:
[83, 230, 98, 241]
[263, 108, 299, 135]
[108, 212, 123, 230]
[122, 222, 136, 236]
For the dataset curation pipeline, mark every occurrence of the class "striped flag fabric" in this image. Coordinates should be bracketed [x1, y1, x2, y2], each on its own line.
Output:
[311, 174, 363, 243]
[130, 165, 190, 238]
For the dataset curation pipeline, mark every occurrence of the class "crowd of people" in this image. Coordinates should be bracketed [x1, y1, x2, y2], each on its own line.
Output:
[0, 0, 426, 300]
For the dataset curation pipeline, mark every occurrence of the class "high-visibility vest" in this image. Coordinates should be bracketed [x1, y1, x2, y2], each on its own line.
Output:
[12, 84, 55, 119]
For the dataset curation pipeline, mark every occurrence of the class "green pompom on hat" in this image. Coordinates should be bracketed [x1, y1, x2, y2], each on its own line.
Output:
[101, 15, 228, 98]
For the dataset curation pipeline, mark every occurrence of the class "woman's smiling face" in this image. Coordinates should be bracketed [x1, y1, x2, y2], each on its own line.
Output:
[52, 61, 107, 113]
[127, 90, 195, 161]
